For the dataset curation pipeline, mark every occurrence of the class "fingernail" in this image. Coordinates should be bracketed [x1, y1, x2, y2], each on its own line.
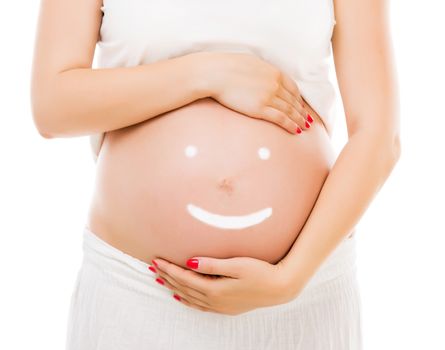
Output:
[186, 258, 199, 269]
[296, 127, 302, 134]
[148, 266, 157, 273]
[173, 294, 181, 301]
[305, 121, 311, 128]
[307, 114, 314, 123]
[151, 259, 159, 268]
[155, 277, 165, 285]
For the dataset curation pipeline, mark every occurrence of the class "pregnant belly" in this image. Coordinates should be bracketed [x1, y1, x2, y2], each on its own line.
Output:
[86, 97, 336, 268]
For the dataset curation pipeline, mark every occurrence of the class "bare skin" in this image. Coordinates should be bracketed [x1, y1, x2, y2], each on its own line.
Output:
[150, 0, 401, 315]
[142, 0, 402, 315]
[31, 0, 332, 268]
[31, 1, 311, 138]
[86, 96, 334, 267]
[31, 0, 400, 315]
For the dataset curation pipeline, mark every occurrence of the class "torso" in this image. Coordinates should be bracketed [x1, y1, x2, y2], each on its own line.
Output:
[86, 97, 339, 268]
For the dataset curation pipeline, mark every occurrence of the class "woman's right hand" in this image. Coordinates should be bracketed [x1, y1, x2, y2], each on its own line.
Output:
[195, 51, 313, 134]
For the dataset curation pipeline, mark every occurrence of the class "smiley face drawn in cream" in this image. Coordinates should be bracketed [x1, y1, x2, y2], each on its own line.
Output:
[184, 144, 273, 229]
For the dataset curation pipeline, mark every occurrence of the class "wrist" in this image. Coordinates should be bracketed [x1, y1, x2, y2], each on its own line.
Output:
[275, 260, 304, 301]
[184, 51, 219, 100]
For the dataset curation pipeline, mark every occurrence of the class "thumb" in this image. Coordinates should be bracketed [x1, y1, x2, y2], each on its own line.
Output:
[185, 257, 244, 278]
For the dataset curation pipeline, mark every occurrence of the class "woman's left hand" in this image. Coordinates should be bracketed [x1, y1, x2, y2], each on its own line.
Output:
[150, 256, 302, 316]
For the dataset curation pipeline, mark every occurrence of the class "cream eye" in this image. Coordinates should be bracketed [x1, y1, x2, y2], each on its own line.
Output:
[257, 147, 271, 160]
[184, 145, 198, 158]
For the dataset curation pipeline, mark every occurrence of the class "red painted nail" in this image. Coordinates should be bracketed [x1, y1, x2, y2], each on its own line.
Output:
[305, 121, 311, 128]
[307, 114, 314, 123]
[186, 258, 199, 269]
[148, 266, 157, 273]
[155, 277, 165, 285]
[296, 127, 302, 134]
[173, 294, 181, 301]
[151, 259, 159, 268]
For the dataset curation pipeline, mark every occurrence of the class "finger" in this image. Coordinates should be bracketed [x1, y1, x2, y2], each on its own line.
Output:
[281, 73, 304, 105]
[155, 275, 212, 308]
[171, 288, 214, 309]
[276, 84, 304, 113]
[282, 78, 314, 129]
[156, 269, 208, 300]
[261, 105, 299, 134]
[278, 87, 311, 125]
[278, 80, 313, 128]
[185, 257, 244, 278]
[275, 95, 312, 130]
[174, 294, 214, 313]
[155, 258, 220, 297]
[288, 96, 312, 129]
[269, 96, 311, 132]
[271, 95, 307, 127]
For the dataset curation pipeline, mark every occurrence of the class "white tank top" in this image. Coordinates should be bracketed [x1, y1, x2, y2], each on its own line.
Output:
[90, 0, 337, 161]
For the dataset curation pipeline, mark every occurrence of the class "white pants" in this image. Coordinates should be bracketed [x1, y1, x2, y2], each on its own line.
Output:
[66, 227, 363, 350]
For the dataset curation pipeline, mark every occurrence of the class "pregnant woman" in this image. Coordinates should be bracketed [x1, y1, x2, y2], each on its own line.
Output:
[31, 0, 400, 349]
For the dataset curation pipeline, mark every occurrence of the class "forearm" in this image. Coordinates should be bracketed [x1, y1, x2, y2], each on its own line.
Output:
[31, 52, 209, 138]
[281, 129, 401, 290]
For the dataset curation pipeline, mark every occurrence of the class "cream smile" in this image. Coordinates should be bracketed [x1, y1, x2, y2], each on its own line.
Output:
[186, 204, 272, 229]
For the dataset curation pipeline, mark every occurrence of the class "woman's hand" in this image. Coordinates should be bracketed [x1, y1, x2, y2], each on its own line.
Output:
[150, 256, 303, 316]
[194, 51, 313, 134]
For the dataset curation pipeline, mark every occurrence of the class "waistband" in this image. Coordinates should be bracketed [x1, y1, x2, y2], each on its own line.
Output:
[81, 226, 357, 302]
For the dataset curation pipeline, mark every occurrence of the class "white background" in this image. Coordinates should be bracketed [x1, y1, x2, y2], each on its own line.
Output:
[1, 1, 444, 349]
